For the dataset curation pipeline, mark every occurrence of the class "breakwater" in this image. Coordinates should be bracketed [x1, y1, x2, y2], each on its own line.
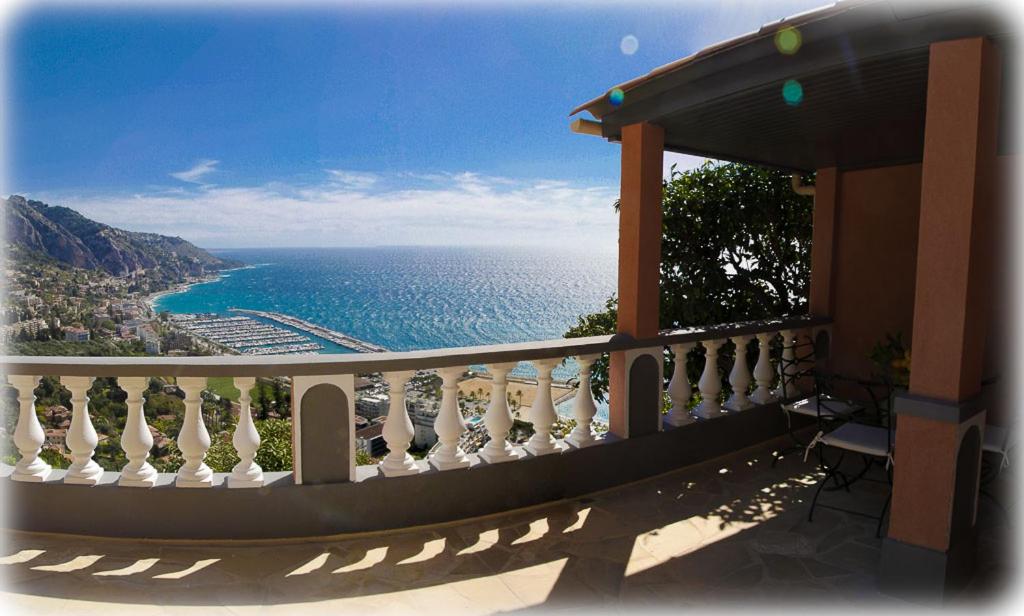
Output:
[230, 309, 388, 353]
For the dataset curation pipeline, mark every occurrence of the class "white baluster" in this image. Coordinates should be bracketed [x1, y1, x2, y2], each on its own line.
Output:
[8, 375, 50, 482]
[62, 376, 103, 485]
[229, 377, 263, 487]
[526, 358, 562, 456]
[693, 339, 725, 419]
[724, 336, 754, 412]
[566, 354, 602, 447]
[772, 329, 796, 399]
[379, 371, 421, 476]
[665, 343, 696, 427]
[176, 377, 213, 487]
[750, 332, 777, 405]
[118, 377, 157, 487]
[479, 362, 523, 463]
[429, 367, 471, 471]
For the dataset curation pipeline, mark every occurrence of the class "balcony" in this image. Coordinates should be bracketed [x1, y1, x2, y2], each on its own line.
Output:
[2, 0, 1016, 608]
[2, 316, 826, 540]
[0, 411, 1009, 612]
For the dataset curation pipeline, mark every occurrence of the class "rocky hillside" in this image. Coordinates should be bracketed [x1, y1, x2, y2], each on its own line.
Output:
[3, 195, 243, 277]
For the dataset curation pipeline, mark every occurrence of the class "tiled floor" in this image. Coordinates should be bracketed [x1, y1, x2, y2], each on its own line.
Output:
[1, 435, 1015, 614]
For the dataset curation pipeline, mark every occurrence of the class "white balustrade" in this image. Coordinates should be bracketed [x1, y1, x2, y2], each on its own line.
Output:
[723, 336, 754, 411]
[430, 366, 471, 471]
[479, 362, 523, 463]
[379, 371, 421, 476]
[772, 329, 796, 399]
[118, 377, 157, 487]
[665, 343, 696, 427]
[526, 358, 562, 456]
[750, 332, 777, 405]
[749, 331, 778, 403]
[176, 377, 213, 487]
[566, 354, 602, 447]
[62, 376, 103, 485]
[693, 339, 725, 419]
[229, 377, 264, 487]
[8, 375, 50, 483]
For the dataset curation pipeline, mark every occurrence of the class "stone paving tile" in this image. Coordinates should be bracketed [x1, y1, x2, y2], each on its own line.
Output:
[1, 435, 1014, 613]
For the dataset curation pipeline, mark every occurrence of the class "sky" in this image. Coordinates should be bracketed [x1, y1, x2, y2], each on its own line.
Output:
[3, 0, 827, 249]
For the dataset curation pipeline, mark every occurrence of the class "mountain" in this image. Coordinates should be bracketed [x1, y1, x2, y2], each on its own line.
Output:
[3, 195, 243, 277]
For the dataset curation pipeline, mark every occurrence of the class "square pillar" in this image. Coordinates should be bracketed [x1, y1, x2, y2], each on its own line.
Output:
[609, 122, 664, 438]
[808, 167, 839, 318]
[881, 37, 1001, 602]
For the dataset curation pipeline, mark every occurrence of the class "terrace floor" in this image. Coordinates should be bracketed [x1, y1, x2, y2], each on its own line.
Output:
[1, 432, 1015, 614]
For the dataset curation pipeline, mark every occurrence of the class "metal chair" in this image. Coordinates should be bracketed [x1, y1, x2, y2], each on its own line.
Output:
[804, 376, 895, 537]
[772, 334, 863, 465]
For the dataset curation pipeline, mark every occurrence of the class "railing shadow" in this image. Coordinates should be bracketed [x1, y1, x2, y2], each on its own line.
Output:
[0, 436, 929, 610]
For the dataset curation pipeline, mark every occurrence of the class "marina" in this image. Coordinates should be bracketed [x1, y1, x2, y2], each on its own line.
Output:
[170, 314, 325, 355]
[230, 308, 388, 353]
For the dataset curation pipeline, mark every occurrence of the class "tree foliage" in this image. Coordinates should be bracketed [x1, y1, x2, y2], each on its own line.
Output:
[566, 162, 813, 399]
[204, 418, 293, 473]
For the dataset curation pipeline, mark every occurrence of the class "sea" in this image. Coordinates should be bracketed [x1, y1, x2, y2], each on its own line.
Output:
[154, 247, 617, 420]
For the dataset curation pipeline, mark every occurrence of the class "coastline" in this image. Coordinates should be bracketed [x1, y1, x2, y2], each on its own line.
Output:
[145, 265, 253, 314]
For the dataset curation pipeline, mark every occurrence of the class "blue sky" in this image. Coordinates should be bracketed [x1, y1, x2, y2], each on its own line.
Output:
[4, 0, 825, 248]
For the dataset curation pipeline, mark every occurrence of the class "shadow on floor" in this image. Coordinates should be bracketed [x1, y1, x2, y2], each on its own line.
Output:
[0, 435, 1015, 612]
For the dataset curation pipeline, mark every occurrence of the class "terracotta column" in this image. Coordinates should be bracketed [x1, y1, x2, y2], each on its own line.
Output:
[808, 167, 839, 318]
[881, 37, 1000, 601]
[609, 122, 664, 438]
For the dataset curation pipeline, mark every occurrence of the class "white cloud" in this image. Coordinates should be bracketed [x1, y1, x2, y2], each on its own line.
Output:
[170, 159, 220, 184]
[325, 169, 378, 190]
[42, 171, 620, 250]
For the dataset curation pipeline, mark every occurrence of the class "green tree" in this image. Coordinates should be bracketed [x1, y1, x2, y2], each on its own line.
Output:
[253, 385, 269, 420]
[271, 379, 289, 418]
[566, 162, 813, 400]
[205, 418, 293, 472]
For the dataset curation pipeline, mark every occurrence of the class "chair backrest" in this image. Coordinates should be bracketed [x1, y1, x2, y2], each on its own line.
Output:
[779, 333, 817, 401]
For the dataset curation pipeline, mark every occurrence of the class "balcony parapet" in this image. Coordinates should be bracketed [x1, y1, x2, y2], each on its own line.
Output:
[1, 314, 829, 539]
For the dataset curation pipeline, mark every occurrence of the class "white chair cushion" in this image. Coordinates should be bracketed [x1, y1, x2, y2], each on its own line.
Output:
[819, 422, 891, 458]
[983, 425, 1011, 454]
[783, 395, 862, 418]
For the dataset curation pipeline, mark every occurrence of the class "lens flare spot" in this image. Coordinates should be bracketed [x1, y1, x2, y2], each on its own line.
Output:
[609, 88, 625, 106]
[620, 34, 639, 55]
[782, 79, 803, 106]
[775, 26, 802, 55]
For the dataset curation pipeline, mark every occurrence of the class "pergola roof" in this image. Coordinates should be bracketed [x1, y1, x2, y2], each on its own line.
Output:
[571, 0, 1015, 171]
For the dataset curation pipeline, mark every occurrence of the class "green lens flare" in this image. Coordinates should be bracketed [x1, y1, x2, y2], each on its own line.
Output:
[782, 79, 803, 106]
[775, 26, 802, 55]
[609, 88, 625, 106]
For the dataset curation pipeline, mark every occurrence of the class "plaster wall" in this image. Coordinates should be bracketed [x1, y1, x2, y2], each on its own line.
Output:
[825, 162, 923, 381]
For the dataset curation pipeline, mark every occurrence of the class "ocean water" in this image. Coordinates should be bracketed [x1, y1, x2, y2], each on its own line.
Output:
[155, 247, 617, 419]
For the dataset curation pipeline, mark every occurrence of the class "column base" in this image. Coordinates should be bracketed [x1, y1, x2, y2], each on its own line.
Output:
[880, 533, 977, 604]
[565, 433, 604, 449]
[227, 476, 265, 488]
[119, 476, 158, 488]
[379, 461, 423, 477]
[723, 397, 754, 412]
[479, 446, 525, 464]
[526, 440, 567, 456]
[663, 414, 695, 428]
[749, 391, 776, 406]
[11, 467, 51, 483]
[692, 401, 723, 420]
[429, 452, 471, 471]
[175, 477, 214, 488]
[64, 467, 103, 486]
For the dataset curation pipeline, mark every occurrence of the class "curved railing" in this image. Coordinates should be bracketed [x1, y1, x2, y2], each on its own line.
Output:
[1, 314, 829, 539]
